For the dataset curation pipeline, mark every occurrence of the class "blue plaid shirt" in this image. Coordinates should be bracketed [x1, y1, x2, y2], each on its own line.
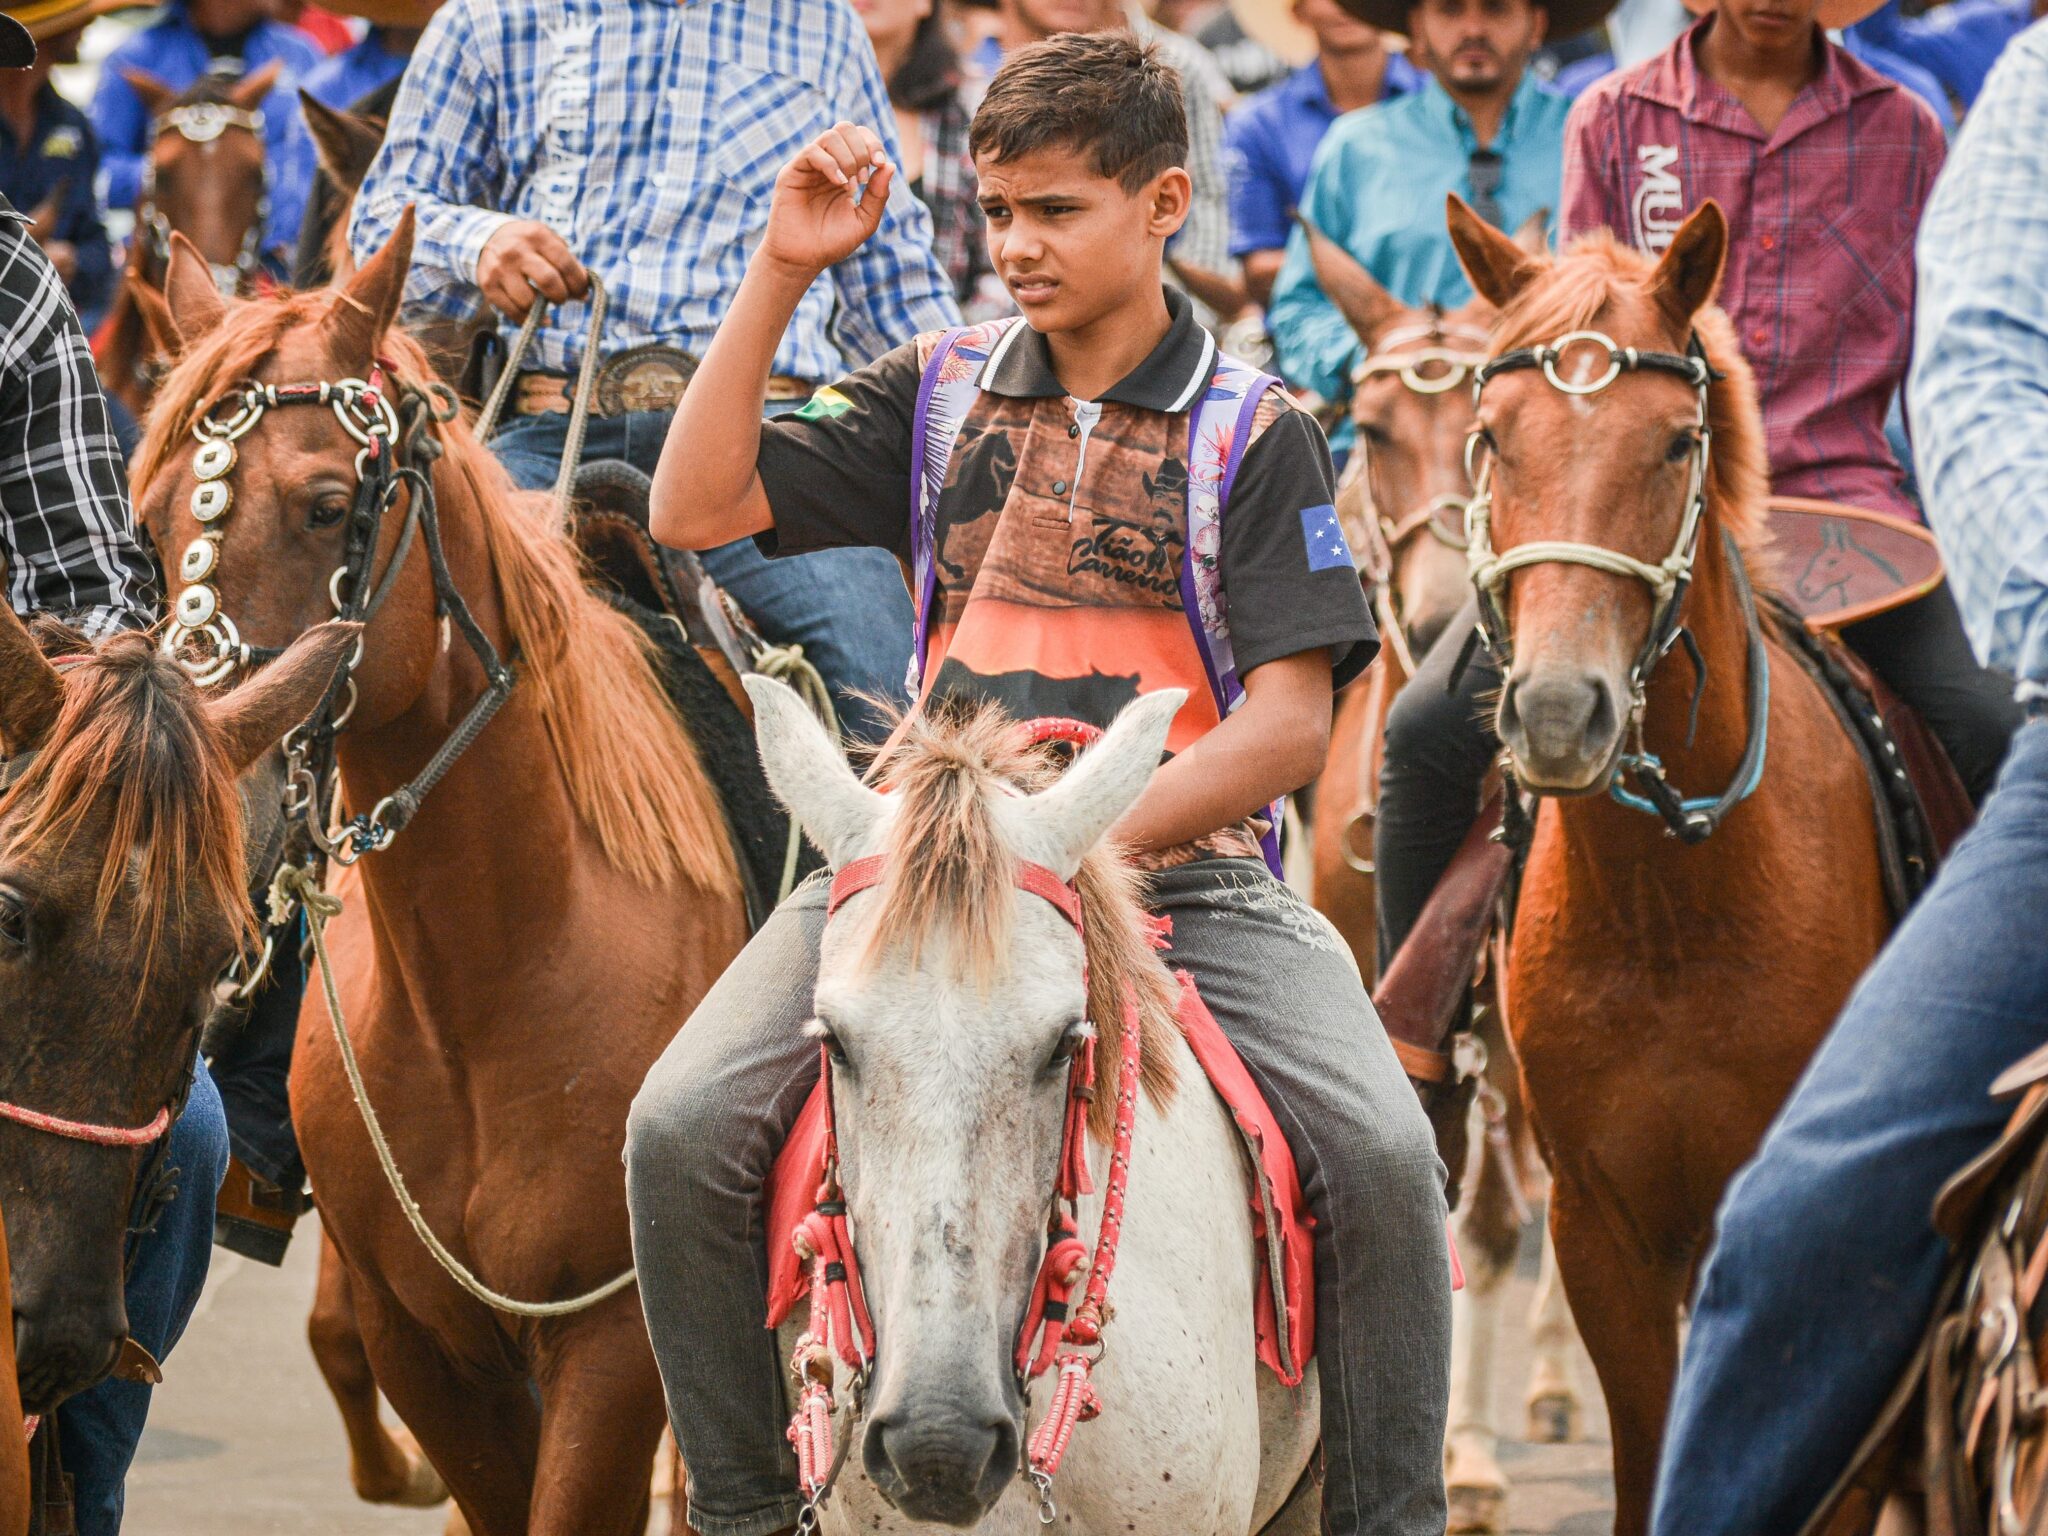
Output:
[351, 0, 961, 380]
[1910, 21, 2048, 697]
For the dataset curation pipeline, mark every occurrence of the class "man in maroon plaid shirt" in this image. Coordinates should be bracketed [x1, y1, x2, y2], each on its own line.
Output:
[1557, 0, 2020, 802]
[1368, 0, 2020, 975]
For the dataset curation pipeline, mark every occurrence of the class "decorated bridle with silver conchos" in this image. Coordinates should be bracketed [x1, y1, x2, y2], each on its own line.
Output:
[1463, 329, 1771, 843]
[138, 100, 271, 296]
[158, 365, 517, 989]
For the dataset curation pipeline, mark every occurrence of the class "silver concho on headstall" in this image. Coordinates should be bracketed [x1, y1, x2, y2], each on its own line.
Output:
[179, 535, 218, 583]
[191, 479, 231, 522]
[162, 417, 252, 688]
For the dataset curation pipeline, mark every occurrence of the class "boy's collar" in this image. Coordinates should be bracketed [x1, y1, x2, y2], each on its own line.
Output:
[977, 288, 1219, 413]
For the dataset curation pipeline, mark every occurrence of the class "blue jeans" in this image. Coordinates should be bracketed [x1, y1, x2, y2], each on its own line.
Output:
[56, 1062, 227, 1536]
[490, 405, 913, 746]
[1651, 716, 2048, 1535]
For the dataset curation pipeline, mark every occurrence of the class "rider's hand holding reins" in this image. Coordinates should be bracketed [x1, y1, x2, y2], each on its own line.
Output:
[651, 123, 896, 554]
[477, 219, 589, 321]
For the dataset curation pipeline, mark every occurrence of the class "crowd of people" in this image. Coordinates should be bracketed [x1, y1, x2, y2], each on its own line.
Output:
[0, 0, 2043, 1530]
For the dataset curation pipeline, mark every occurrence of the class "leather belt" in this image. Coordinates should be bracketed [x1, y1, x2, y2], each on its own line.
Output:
[511, 343, 814, 417]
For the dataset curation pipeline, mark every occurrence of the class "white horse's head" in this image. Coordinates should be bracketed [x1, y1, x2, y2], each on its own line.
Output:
[746, 678, 1186, 1526]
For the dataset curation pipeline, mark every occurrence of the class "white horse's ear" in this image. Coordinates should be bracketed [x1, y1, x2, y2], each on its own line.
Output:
[744, 674, 887, 869]
[1009, 688, 1184, 881]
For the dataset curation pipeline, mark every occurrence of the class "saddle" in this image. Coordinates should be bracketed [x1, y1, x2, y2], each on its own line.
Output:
[1769, 498, 1945, 631]
[763, 968, 1318, 1387]
[1801, 1057, 2048, 1536]
[1377, 582, 1972, 1098]
[565, 460, 819, 926]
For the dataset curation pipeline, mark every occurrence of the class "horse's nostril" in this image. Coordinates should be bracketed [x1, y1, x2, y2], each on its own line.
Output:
[864, 1405, 1015, 1526]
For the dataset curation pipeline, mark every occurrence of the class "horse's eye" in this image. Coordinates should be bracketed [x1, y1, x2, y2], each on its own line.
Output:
[1355, 421, 1391, 449]
[808, 1018, 849, 1067]
[1044, 1021, 1090, 1076]
[307, 496, 352, 531]
[1666, 432, 1695, 464]
[0, 887, 31, 956]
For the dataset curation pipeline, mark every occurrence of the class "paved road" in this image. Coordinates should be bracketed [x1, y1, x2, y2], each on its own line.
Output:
[126, 1219, 1614, 1534]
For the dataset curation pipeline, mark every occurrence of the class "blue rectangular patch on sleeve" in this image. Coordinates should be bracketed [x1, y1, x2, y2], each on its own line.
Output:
[1300, 503, 1353, 573]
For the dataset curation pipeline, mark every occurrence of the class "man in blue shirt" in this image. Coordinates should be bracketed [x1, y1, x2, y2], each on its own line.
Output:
[353, 0, 961, 748]
[89, 0, 319, 261]
[1266, 0, 1589, 436]
[1849, 0, 2038, 111]
[1225, 0, 1422, 305]
[0, 0, 121, 322]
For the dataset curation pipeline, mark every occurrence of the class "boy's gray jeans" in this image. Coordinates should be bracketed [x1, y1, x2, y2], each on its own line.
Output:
[625, 858, 1451, 1536]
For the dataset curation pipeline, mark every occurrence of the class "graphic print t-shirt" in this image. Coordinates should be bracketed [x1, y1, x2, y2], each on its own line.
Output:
[754, 294, 1376, 758]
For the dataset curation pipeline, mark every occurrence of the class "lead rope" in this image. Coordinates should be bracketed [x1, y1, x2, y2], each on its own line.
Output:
[282, 863, 636, 1317]
[472, 275, 609, 532]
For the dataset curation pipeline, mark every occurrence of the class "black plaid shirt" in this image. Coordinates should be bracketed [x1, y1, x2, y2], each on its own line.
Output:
[0, 200, 156, 637]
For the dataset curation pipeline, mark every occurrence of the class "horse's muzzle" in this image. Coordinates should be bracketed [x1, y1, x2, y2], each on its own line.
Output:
[1499, 667, 1625, 794]
[14, 1297, 125, 1413]
[862, 1399, 1021, 1526]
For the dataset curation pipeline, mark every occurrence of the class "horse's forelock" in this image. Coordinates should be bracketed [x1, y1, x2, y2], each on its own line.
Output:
[0, 630, 254, 1007]
[1490, 230, 1770, 560]
[865, 703, 1178, 1137]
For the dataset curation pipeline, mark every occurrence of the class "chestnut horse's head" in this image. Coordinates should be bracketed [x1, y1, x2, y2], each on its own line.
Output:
[133, 210, 734, 894]
[1305, 212, 1547, 659]
[748, 679, 1182, 1526]
[0, 612, 352, 1411]
[125, 63, 279, 295]
[1447, 196, 1768, 794]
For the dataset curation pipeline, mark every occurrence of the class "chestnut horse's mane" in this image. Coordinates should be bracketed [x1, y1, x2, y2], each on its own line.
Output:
[0, 624, 254, 1001]
[1489, 230, 1773, 567]
[862, 701, 1179, 1137]
[135, 300, 737, 895]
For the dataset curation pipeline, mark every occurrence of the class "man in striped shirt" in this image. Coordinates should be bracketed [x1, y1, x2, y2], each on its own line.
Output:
[352, 0, 963, 744]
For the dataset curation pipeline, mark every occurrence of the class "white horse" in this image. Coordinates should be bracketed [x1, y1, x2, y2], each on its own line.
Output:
[748, 677, 1321, 1535]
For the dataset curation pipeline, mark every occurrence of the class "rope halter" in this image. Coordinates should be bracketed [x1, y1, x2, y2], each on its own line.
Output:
[1464, 328, 1717, 687]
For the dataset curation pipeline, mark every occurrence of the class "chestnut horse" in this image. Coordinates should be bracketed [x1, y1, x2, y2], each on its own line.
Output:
[1446, 196, 1891, 1536]
[1, 1213, 21, 1536]
[132, 215, 749, 1536]
[94, 64, 279, 429]
[1296, 219, 1582, 1534]
[0, 603, 351, 1413]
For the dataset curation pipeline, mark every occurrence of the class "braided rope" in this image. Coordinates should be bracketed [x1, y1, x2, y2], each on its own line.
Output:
[285, 864, 637, 1317]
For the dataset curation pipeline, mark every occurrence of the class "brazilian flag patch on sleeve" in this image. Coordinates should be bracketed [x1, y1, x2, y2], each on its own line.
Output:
[795, 386, 854, 421]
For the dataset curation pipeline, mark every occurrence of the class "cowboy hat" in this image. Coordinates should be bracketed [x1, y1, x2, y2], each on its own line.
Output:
[1338, 0, 1617, 42]
[1679, 0, 1887, 33]
[303, 0, 441, 26]
[1, 0, 144, 52]
[1230, 0, 1317, 66]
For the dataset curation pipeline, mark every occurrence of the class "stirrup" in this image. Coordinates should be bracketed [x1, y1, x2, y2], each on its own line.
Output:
[212, 1153, 309, 1267]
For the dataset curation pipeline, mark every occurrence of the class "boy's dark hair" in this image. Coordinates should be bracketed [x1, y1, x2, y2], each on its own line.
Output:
[969, 31, 1189, 193]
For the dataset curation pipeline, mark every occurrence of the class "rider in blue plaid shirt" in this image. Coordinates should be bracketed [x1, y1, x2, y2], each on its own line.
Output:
[352, 0, 963, 745]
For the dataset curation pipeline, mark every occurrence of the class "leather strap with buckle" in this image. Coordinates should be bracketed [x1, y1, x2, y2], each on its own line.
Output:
[512, 343, 813, 417]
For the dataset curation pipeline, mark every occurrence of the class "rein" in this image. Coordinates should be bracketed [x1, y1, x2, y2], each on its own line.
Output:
[790, 840, 1144, 1531]
[138, 100, 269, 296]
[1465, 328, 1769, 843]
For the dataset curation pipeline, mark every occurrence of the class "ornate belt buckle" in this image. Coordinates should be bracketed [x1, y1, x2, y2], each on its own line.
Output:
[594, 344, 699, 415]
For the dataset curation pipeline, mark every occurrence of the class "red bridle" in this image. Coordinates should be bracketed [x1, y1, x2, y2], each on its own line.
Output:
[789, 836, 1146, 1521]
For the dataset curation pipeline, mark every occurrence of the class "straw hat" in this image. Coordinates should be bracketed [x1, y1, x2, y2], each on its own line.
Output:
[1679, 0, 1887, 32]
[1338, 0, 1617, 41]
[1229, 0, 1317, 66]
[307, 0, 441, 27]
[0, 0, 144, 61]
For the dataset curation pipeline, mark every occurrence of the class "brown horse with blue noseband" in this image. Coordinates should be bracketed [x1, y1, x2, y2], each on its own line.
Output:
[1445, 195, 1893, 1536]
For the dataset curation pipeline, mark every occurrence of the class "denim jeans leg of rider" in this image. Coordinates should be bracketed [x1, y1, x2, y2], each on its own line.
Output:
[490, 405, 913, 746]
[1651, 716, 2048, 1536]
[57, 1061, 229, 1536]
